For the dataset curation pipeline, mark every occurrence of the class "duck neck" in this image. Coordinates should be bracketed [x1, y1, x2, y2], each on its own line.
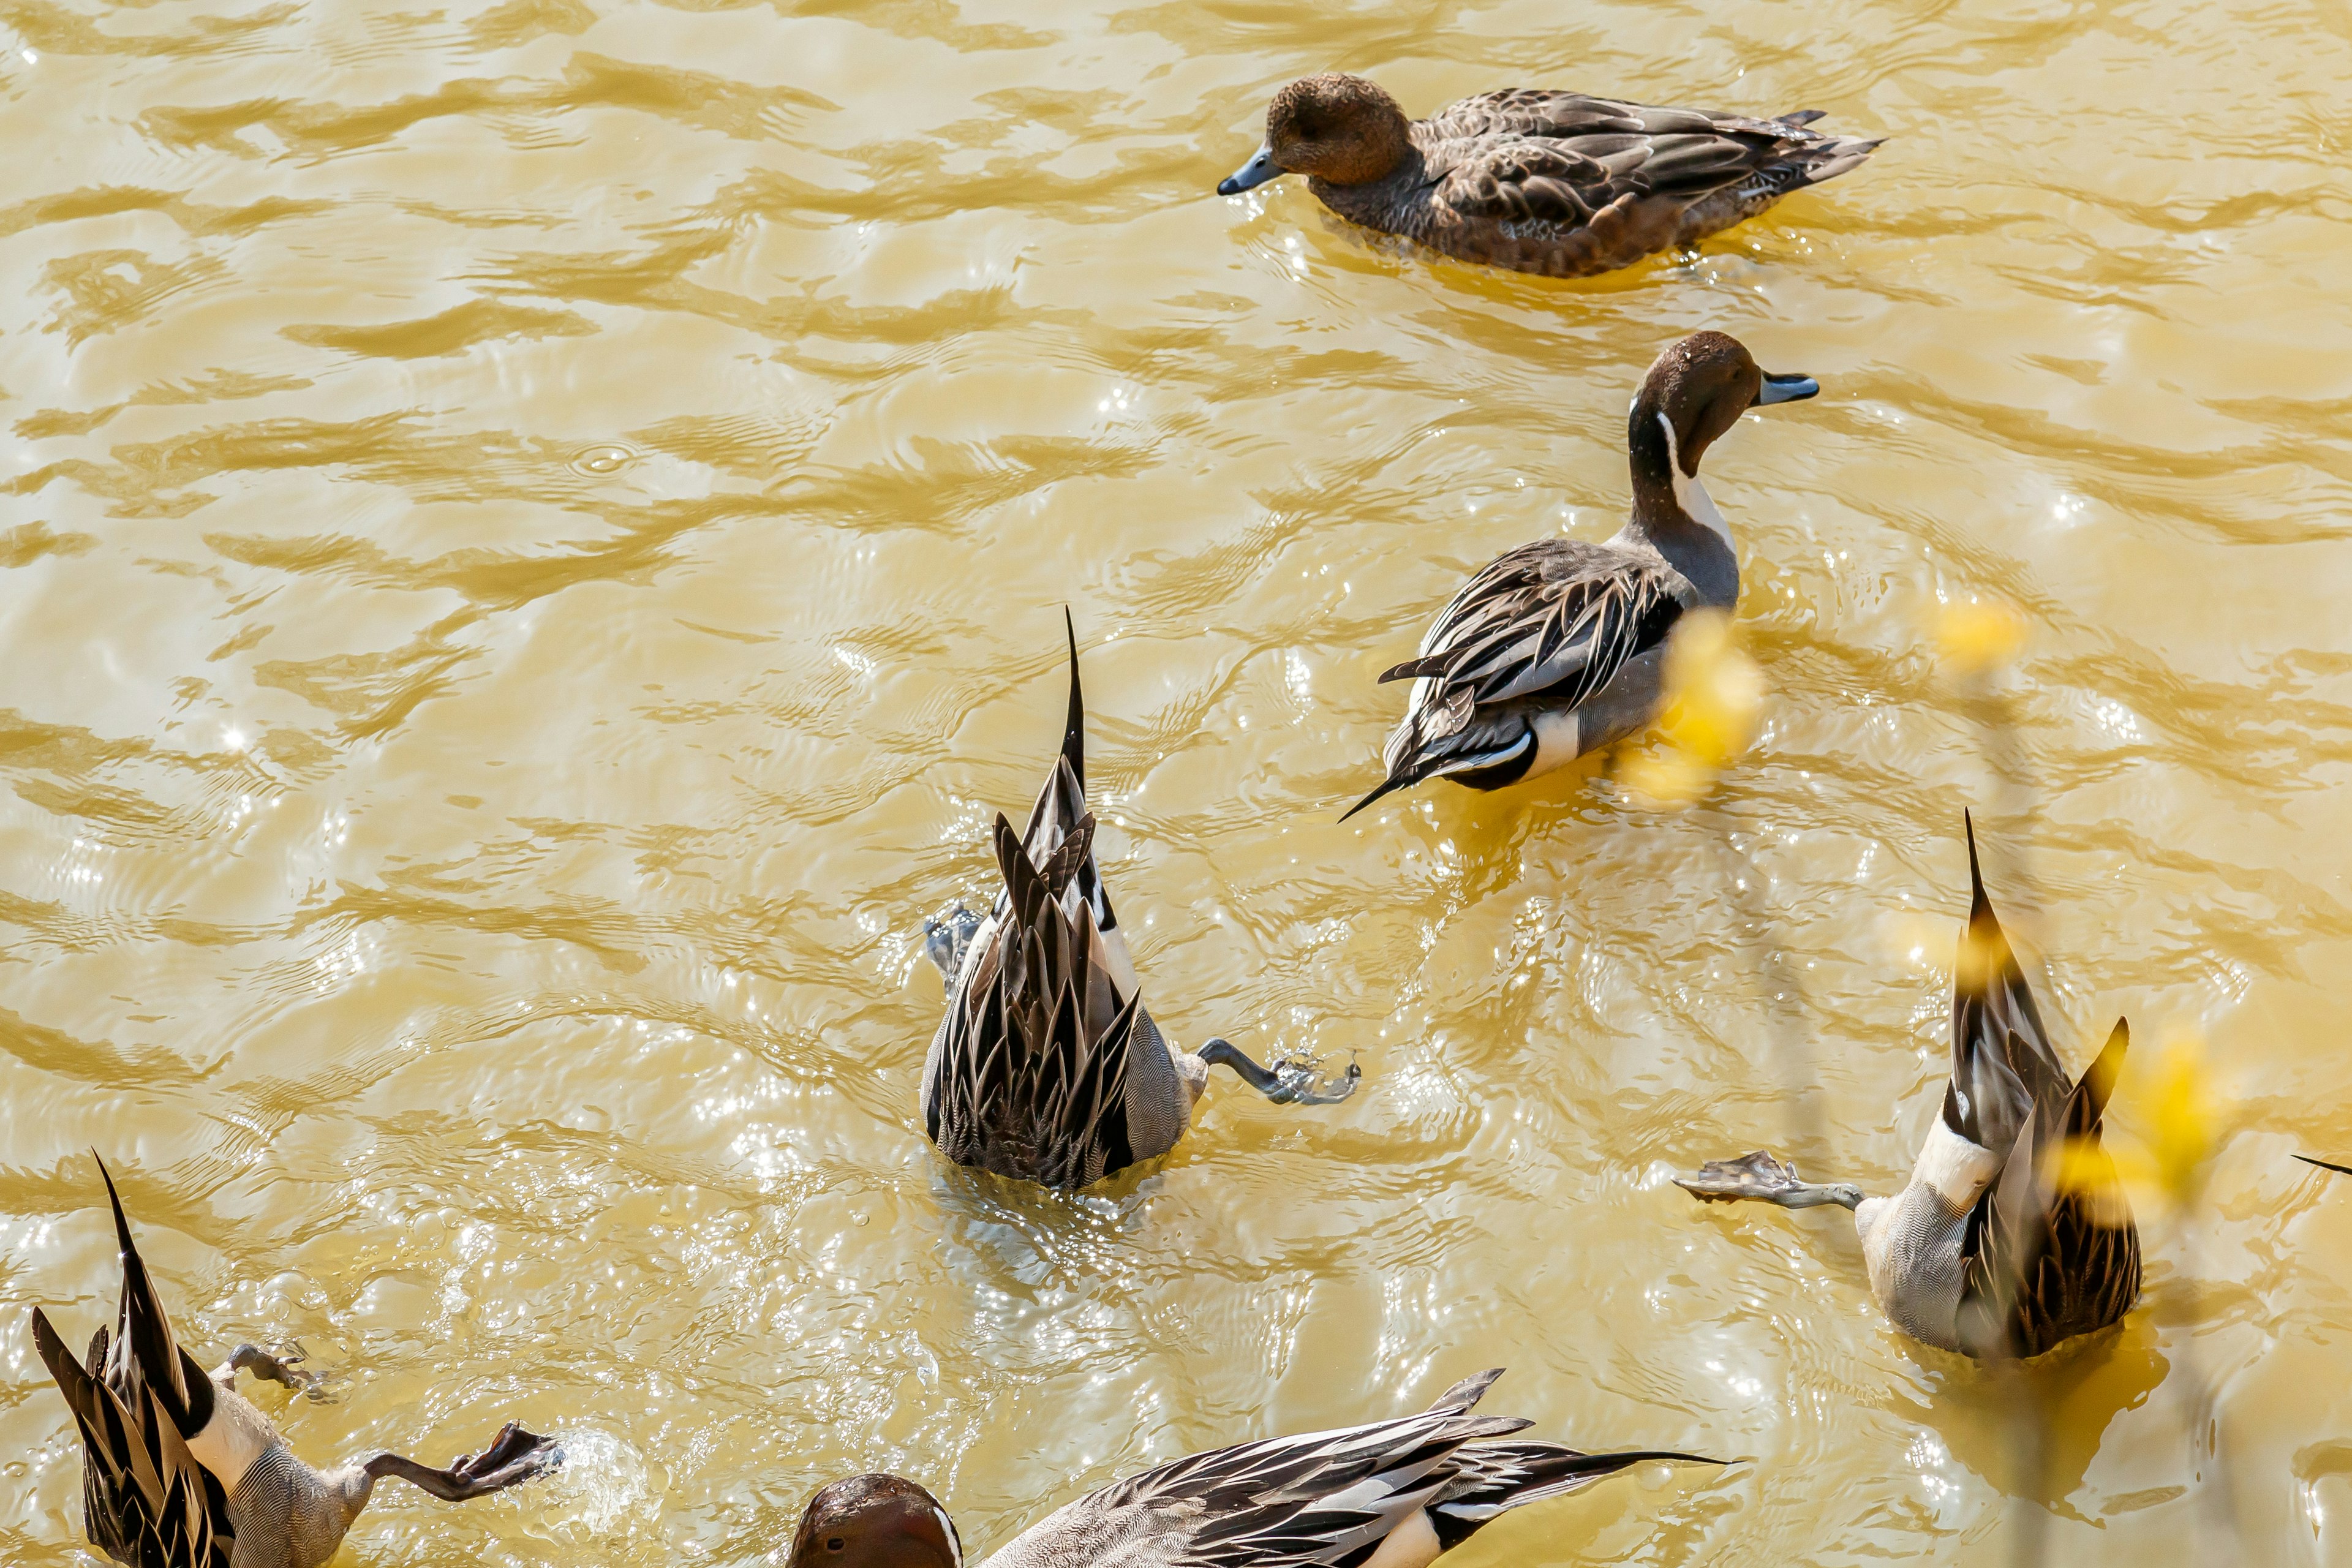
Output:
[1624, 408, 1738, 607]
[1310, 142, 1428, 232]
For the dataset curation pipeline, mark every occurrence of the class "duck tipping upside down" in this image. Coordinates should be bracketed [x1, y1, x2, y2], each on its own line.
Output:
[922, 614, 1357, 1189]
[1676, 816, 2142, 1359]
[29, 1159, 560, 1568]
[785, 1368, 1725, 1568]
[1345, 330, 1815, 820]
[1217, 73, 1879, 277]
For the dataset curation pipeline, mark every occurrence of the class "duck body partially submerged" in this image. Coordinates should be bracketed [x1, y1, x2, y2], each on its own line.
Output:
[923, 616, 1356, 1189]
[787, 1369, 1724, 1568]
[1220, 75, 1879, 277]
[1348, 331, 1816, 819]
[29, 1160, 559, 1568]
[1678, 816, 2142, 1359]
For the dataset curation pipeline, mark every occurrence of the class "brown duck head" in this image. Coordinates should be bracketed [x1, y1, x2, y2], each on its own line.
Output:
[1626, 331, 1817, 526]
[1218, 74, 1414, 194]
[788, 1474, 963, 1568]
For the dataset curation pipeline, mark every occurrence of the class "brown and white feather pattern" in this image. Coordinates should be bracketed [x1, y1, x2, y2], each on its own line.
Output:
[1373, 538, 1686, 790]
[31, 1177, 237, 1568]
[1376, 93, 1875, 276]
[1944, 822, 2140, 1357]
[982, 1370, 1711, 1568]
[1858, 817, 2141, 1358]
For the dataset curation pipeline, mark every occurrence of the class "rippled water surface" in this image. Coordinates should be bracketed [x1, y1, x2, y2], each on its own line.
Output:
[4, 1, 2351, 1564]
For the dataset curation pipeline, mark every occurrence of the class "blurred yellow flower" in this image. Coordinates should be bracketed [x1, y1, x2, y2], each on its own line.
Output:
[1936, 599, 2026, 675]
[2050, 1024, 2225, 1219]
[1621, 609, 1763, 807]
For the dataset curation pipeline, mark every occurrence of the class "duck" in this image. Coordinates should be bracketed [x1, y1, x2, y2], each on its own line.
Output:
[783, 1367, 1723, 1568]
[1215, 74, 1879, 277]
[29, 1158, 560, 1568]
[1675, 816, 2141, 1359]
[921, 614, 1358, 1189]
[1343, 331, 1814, 821]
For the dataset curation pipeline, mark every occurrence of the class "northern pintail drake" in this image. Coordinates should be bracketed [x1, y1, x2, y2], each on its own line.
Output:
[1676, 817, 2141, 1359]
[1344, 331, 1814, 820]
[30, 1159, 560, 1568]
[1216, 74, 1879, 277]
[785, 1368, 1723, 1568]
[921, 615, 1357, 1188]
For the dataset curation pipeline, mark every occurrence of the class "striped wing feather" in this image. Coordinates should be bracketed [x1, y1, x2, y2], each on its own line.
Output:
[926, 812, 1141, 1188]
[30, 1163, 236, 1568]
[1095, 1371, 1528, 1568]
[1944, 818, 2141, 1355]
[1375, 540, 1682, 782]
[1959, 1019, 2140, 1357]
[1427, 91, 1870, 222]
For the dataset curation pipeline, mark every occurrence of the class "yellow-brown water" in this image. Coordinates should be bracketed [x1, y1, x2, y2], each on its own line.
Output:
[3, 1, 2350, 1563]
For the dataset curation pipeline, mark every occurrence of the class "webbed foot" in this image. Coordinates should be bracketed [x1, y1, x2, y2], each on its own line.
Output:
[1200, 1039, 1362, 1106]
[1674, 1150, 1864, 1210]
[228, 1343, 330, 1400]
[922, 905, 982, 979]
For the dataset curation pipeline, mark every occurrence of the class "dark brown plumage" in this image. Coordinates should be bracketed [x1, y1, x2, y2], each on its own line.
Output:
[1219, 75, 1880, 277]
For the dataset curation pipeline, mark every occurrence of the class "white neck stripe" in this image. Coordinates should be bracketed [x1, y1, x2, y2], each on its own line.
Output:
[1655, 411, 1730, 546]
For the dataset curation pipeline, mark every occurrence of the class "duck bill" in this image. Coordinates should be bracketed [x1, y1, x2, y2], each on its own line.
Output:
[1756, 372, 1819, 405]
[1216, 144, 1283, 195]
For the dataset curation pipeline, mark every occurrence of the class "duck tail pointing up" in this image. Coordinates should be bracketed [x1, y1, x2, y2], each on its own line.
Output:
[1060, 608, 1085, 795]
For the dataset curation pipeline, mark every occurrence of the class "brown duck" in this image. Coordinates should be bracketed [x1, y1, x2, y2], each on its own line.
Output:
[1217, 74, 1879, 276]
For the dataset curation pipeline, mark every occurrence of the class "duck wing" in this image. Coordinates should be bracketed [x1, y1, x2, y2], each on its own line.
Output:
[1425, 92, 1875, 225]
[1344, 539, 1683, 818]
[31, 1162, 235, 1568]
[923, 813, 1154, 1188]
[999, 1370, 1717, 1568]
[1956, 1019, 2141, 1357]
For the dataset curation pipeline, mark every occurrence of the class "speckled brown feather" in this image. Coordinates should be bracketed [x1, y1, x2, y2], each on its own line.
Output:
[1268, 78, 1878, 277]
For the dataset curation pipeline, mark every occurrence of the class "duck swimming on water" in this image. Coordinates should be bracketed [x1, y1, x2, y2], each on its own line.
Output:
[1217, 74, 1879, 277]
[1676, 817, 2141, 1359]
[1345, 331, 1815, 820]
[784, 1368, 1724, 1568]
[29, 1159, 560, 1568]
[921, 615, 1357, 1189]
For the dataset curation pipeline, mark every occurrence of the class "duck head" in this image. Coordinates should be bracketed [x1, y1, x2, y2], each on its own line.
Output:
[1627, 331, 1817, 529]
[788, 1474, 963, 1568]
[1218, 74, 1412, 194]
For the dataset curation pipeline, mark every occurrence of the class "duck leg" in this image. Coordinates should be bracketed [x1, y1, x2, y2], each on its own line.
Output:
[365, 1422, 564, 1501]
[1199, 1038, 1361, 1106]
[225, 1343, 323, 1395]
[922, 905, 982, 979]
[1675, 1149, 1866, 1210]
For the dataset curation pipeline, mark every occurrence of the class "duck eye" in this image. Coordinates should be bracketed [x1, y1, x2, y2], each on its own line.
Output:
[826, 1540, 845, 1553]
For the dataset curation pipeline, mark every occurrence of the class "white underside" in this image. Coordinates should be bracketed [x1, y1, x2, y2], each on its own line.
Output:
[1521, 707, 1584, 780]
[186, 1369, 277, 1488]
[1359, 1509, 1444, 1568]
[1907, 1117, 2003, 1209]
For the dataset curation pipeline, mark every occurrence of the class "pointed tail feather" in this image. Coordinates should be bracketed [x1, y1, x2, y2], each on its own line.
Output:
[1060, 608, 1085, 795]
[1340, 769, 1419, 823]
[1431, 1442, 1729, 1547]
[1423, 1367, 1505, 1414]
[94, 1156, 208, 1438]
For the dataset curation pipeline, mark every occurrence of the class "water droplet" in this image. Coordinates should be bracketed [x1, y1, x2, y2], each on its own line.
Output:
[569, 444, 636, 477]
